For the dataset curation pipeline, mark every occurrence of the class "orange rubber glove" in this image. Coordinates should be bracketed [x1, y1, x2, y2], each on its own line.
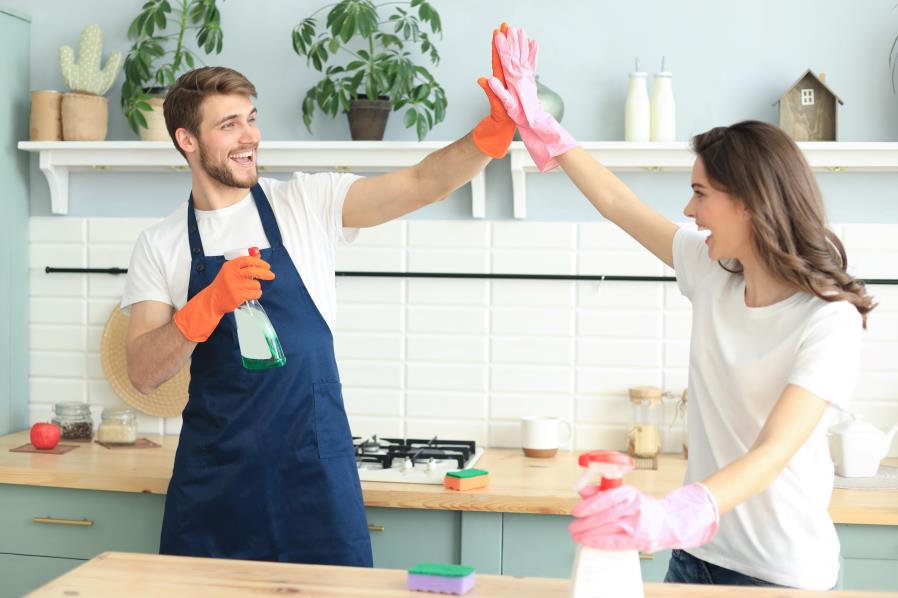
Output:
[173, 255, 275, 342]
[472, 22, 516, 159]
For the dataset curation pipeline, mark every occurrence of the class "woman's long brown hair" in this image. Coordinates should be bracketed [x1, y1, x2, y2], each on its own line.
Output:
[691, 120, 875, 328]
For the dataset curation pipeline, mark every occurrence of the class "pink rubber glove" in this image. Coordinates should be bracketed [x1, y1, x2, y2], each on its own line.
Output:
[488, 27, 576, 172]
[569, 483, 719, 553]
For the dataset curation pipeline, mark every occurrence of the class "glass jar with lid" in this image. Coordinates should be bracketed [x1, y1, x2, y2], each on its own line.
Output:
[51, 401, 94, 441]
[627, 386, 663, 457]
[96, 407, 138, 445]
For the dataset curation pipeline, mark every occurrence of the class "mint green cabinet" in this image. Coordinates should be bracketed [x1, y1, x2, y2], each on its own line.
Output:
[501, 513, 669, 581]
[0, 7, 30, 436]
[837, 524, 898, 592]
[0, 483, 164, 598]
[365, 507, 460, 569]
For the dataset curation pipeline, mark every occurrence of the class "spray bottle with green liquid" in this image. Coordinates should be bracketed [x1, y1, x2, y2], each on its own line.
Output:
[227, 247, 286, 370]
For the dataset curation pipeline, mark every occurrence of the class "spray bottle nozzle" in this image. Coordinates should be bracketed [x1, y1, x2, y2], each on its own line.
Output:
[575, 450, 635, 494]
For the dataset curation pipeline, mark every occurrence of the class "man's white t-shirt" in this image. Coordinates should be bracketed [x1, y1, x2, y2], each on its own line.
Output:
[121, 173, 361, 333]
[672, 227, 862, 590]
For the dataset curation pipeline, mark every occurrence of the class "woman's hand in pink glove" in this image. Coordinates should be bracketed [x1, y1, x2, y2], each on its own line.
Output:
[487, 26, 576, 171]
[568, 483, 720, 554]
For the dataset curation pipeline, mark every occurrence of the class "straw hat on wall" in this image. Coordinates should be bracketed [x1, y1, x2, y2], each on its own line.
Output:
[99, 305, 189, 417]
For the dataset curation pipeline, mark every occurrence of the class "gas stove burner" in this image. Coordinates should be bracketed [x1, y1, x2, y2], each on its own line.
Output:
[356, 434, 395, 455]
[352, 435, 484, 484]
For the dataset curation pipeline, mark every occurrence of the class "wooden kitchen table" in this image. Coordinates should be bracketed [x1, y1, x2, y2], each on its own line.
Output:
[25, 552, 898, 597]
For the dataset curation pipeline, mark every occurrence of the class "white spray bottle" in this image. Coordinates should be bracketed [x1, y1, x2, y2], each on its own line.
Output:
[570, 450, 644, 598]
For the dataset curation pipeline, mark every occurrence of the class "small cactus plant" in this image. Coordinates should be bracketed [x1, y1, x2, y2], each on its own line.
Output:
[59, 24, 123, 96]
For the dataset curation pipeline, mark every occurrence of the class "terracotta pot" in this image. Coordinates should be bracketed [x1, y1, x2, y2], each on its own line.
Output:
[138, 97, 169, 141]
[347, 98, 391, 140]
[61, 92, 108, 141]
[29, 90, 63, 141]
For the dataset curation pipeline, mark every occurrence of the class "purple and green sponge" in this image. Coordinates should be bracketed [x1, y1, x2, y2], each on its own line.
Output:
[407, 563, 476, 595]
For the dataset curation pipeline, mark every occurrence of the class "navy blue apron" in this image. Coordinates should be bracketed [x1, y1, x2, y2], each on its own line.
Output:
[159, 184, 372, 566]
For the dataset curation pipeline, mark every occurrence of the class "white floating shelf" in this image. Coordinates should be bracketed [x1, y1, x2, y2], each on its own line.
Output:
[17, 140, 486, 217]
[509, 141, 898, 219]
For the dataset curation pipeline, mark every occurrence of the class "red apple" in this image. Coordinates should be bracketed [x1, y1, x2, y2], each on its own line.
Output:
[30, 422, 61, 450]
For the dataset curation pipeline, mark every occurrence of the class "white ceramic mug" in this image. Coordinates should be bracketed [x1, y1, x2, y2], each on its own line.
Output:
[521, 416, 572, 458]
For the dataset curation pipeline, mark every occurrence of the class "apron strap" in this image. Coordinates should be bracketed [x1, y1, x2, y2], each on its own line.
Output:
[186, 194, 206, 259]
[251, 184, 285, 249]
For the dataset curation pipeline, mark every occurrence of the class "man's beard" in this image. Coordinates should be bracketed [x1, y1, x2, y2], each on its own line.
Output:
[198, 141, 258, 189]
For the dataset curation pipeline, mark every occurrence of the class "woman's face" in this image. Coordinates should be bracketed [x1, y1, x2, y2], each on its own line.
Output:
[683, 157, 752, 262]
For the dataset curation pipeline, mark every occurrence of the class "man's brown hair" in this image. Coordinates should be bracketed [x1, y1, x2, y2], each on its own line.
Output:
[163, 66, 257, 159]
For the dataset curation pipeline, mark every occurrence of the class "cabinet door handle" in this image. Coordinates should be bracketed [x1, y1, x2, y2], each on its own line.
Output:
[368, 524, 385, 532]
[32, 516, 94, 527]
[638, 552, 654, 561]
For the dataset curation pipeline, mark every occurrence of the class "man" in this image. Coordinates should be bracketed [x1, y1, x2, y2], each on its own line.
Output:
[122, 27, 515, 566]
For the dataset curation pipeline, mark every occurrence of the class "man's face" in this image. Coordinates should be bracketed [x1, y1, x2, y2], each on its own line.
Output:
[193, 93, 261, 189]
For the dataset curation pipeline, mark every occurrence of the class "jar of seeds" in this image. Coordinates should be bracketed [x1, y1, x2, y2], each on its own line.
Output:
[51, 402, 93, 441]
[96, 407, 137, 444]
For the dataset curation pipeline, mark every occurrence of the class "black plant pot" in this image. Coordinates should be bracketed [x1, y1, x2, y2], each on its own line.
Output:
[347, 97, 390, 140]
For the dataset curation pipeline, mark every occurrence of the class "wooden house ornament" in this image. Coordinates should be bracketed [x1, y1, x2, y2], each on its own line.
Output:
[774, 69, 843, 141]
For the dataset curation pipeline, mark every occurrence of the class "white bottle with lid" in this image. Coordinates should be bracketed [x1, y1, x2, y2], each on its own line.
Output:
[624, 66, 650, 142]
[570, 450, 644, 598]
[650, 60, 676, 142]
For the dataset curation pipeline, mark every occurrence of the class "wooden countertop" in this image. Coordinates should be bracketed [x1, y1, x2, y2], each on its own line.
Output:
[27, 552, 898, 597]
[2, 430, 897, 524]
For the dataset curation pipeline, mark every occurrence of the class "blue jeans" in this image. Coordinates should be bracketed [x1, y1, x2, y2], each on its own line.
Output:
[663, 549, 785, 587]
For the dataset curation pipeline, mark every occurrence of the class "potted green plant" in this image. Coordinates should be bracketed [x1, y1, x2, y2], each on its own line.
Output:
[121, 0, 224, 140]
[291, 0, 447, 140]
[58, 24, 123, 141]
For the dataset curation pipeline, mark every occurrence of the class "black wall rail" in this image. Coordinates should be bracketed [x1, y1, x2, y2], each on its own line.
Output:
[44, 267, 898, 286]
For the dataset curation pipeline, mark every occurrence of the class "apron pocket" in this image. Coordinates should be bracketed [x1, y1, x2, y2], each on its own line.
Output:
[312, 382, 354, 459]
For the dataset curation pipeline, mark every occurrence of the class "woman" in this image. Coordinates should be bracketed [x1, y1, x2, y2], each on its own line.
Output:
[487, 26, 875, 590]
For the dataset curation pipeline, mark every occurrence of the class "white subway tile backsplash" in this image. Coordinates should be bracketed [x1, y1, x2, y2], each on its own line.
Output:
[30, 351, 87, 378]
[577, 310, 661, 338]
[335, 333, 403, 360]
[407, 306, 488, 334]
[336, 278, 403, 304]
[408, 221, 488, 248]
[29, 378, 86, 404]
[339, 360, 403, 388]
[492, 221, 575, 249]
[407, 363, 488, 391]
[30, 218, 86, 243]
[491, 307, 574, 336]
[407, 248, 489, 273]
[336, 305, 403, 332]
[577, 339, 661, 368]
[490, 365, 573, 393]
[336, 246, 404, 271]
[579, 251, 664, 276]
[353, 220, 404, 246]
[24, 218, 898, 451]
[30, 244, 86, 269]
[407, 335, 488, 363]
[407, 279, 488, 306]
[29, 298, 85, 325]
[493, 280, 575, 307]
[576, 367, 662, 395]
[88, 219, 159, 244]
[406, 391, 487, 418]
[492, 250, 575, 275]
[30, 325, 85, 352]
[492, 337, 573, 365]
[577, 281, 663, 309]
[489, 394, 572, 419]
[343, 388, 403, 417]
[30, 271, 86, 298]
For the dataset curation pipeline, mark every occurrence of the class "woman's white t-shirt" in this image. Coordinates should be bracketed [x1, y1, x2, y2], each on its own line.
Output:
[673, 227, 862, 590]
[121, 172, 361, 333]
